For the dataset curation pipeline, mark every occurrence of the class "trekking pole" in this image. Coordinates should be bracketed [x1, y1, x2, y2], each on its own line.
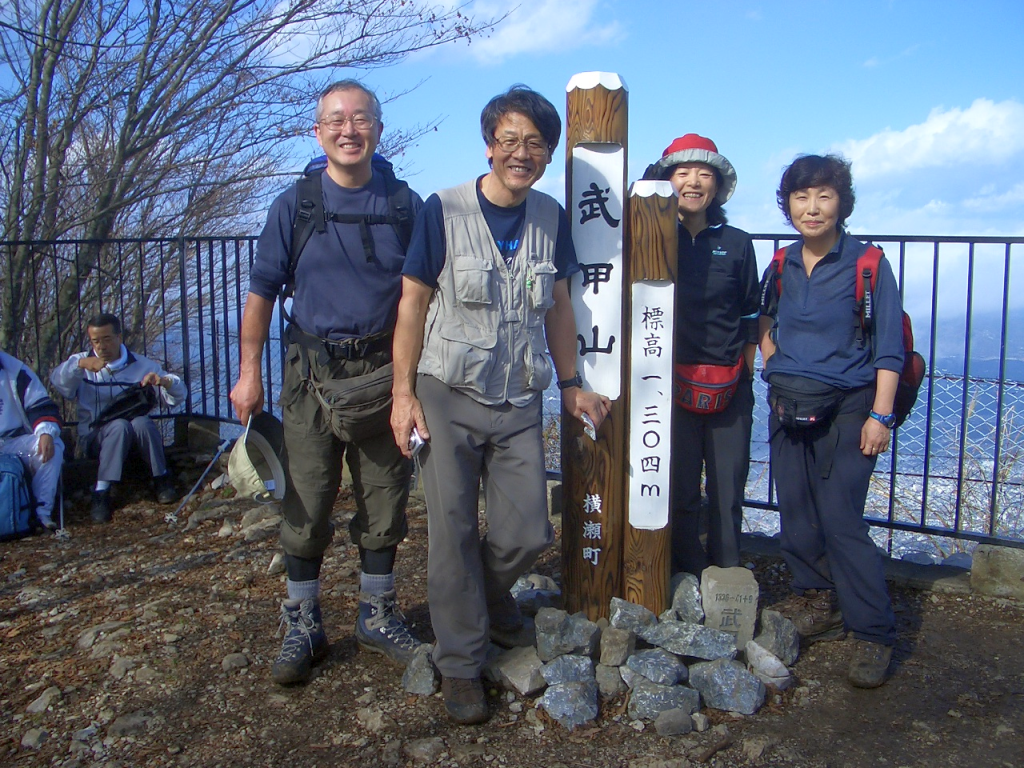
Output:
[54, 475, 70, 542]
[165, 438, 231, 526]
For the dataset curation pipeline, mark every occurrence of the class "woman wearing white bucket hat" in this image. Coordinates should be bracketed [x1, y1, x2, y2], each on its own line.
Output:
[646, 134, 760, 576]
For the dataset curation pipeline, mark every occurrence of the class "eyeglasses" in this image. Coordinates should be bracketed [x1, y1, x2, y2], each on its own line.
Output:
[318, 113, 377, 132]
[491, 135, 549, 156]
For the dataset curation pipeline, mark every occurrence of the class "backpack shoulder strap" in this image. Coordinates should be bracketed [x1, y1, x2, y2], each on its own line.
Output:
[856, 244, 885, 340]
[283, 173, 325, 301]
[375, 157, 414, 250]
[759, 246, 788, 316]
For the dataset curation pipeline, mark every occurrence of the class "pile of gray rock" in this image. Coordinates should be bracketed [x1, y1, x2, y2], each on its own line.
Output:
[401, 566, 805, 732]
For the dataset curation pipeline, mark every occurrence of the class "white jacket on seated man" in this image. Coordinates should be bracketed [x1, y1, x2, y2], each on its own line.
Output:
[50, 313, 187, 522]
[0, 350, 64, 530]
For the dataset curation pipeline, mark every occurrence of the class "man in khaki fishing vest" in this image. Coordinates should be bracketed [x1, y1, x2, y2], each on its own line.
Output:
[391, 85, 609, 725]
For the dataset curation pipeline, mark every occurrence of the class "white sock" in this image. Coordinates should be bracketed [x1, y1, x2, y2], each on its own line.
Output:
[95, 480, 111, 492]
[286, 579, 320, 602]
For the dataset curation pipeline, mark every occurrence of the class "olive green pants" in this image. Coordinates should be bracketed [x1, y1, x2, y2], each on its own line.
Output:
[278, 342, 410, 560]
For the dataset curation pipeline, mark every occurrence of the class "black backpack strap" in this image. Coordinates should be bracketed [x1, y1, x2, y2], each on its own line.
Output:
[284, 173, 325, 303]
[379, 162, 414, 251]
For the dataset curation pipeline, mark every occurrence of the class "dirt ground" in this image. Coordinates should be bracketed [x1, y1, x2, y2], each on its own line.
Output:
[2, 455, 1023, 768]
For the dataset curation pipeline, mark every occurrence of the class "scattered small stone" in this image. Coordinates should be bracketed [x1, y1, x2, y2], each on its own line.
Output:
[403, 736, 445, 763]
[654, 708, 693, 736]
[26, 685, 61, 714]
[221, 653, 249, 672]
[109, 656, 136, 680]
[356, 707, 394, 733]
[21, 728, 48, 749]
[267, 552, 286, 575]
[691, 712, 710, 732]
[107, 711, 151, 737]
[402, 645, 439, 696]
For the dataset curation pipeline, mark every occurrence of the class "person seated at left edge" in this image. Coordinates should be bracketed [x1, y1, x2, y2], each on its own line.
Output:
[51, 312, 186, 522]
[0, 350, 64, 531]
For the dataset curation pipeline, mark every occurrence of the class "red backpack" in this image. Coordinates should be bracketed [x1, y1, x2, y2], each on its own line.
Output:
[760, 245, 926, 428]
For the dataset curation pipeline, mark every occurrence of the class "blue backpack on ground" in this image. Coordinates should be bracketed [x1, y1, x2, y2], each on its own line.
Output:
[0, 454, 35, 540]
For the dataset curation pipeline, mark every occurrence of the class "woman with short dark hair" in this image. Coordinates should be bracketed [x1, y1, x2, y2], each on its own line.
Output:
[759, 153, 902, 689]
[647, 134, 760, 576]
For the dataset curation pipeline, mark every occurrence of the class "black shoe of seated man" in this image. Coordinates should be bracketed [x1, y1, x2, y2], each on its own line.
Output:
[90, 490, 112, 523]
[155, 473, 178, 505]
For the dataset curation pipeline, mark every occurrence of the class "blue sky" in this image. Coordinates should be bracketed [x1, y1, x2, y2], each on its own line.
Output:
[295, 0, 1024, 239]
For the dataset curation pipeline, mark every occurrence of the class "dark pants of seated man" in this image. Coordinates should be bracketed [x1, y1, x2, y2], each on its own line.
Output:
[82, 416, 168, 483]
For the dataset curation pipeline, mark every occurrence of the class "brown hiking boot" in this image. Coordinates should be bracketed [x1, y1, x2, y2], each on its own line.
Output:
[441, 676, 489, 725]
[773, 589, 845, 641]
[848, 640, 893, 688]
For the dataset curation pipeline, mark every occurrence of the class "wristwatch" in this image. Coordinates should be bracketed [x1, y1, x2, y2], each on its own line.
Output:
[869, 410, 896, 428]
[557, 372, 583, 390]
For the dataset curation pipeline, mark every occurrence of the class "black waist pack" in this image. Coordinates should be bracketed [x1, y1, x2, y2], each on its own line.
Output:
[767, 374, 845, 431]
[93, 383, 159, 429]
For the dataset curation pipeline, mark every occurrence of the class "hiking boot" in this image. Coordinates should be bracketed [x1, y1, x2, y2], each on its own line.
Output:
[354, 590, 422, 666]
[773, 589, 845, 641]
[488, 592, 536, 648]
[270, 598, 330, 685]
[155, 474, 178, 505]
[441, 676, 489, 725]
[90, 490, 112, 523]
[848, 640, 893, 688]
[39, 516, 58, 532]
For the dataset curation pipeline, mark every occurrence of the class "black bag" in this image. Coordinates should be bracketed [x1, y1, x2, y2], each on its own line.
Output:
[767, 374, 845, 431]
[92, 383, 159, 429]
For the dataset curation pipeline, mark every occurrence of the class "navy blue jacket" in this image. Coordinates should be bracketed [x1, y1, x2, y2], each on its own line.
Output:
[763, 232, 904, 389]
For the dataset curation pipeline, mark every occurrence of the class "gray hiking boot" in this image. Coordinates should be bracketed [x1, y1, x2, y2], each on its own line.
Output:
[270, 598, 329, 685]
[354, 590, 422, 666]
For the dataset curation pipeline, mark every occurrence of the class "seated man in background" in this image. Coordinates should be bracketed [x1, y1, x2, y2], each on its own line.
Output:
[50, 313, 187, 522]
[0, 350, 64, 530]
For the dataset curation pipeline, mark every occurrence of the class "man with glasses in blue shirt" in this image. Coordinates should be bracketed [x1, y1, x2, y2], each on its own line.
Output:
[232, 79, 423, 685]
[391, 85, 609, 724]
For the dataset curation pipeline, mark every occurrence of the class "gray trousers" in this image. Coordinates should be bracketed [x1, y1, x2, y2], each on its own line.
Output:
[83, 416, 167, 483]
[417, 375, 553, 679]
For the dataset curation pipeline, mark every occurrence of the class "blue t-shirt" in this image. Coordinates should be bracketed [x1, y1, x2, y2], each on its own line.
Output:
[248, 170, 423, 341]
[763, 231, 905, 389]
[403, 176, 579, 288]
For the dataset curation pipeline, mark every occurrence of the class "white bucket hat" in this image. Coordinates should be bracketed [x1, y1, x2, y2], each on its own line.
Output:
[228, 413, 286, 503]
[654, 133, 738, 204]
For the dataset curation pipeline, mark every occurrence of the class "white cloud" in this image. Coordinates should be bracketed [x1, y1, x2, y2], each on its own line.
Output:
[835, 98, 1024, 179]
[963, 182, 1024, 212]
[460, 0, 621, 64]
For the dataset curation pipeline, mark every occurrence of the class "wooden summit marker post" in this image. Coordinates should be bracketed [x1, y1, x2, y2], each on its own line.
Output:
[562, 72, 627, 620]
[623, 181, 677, 612]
